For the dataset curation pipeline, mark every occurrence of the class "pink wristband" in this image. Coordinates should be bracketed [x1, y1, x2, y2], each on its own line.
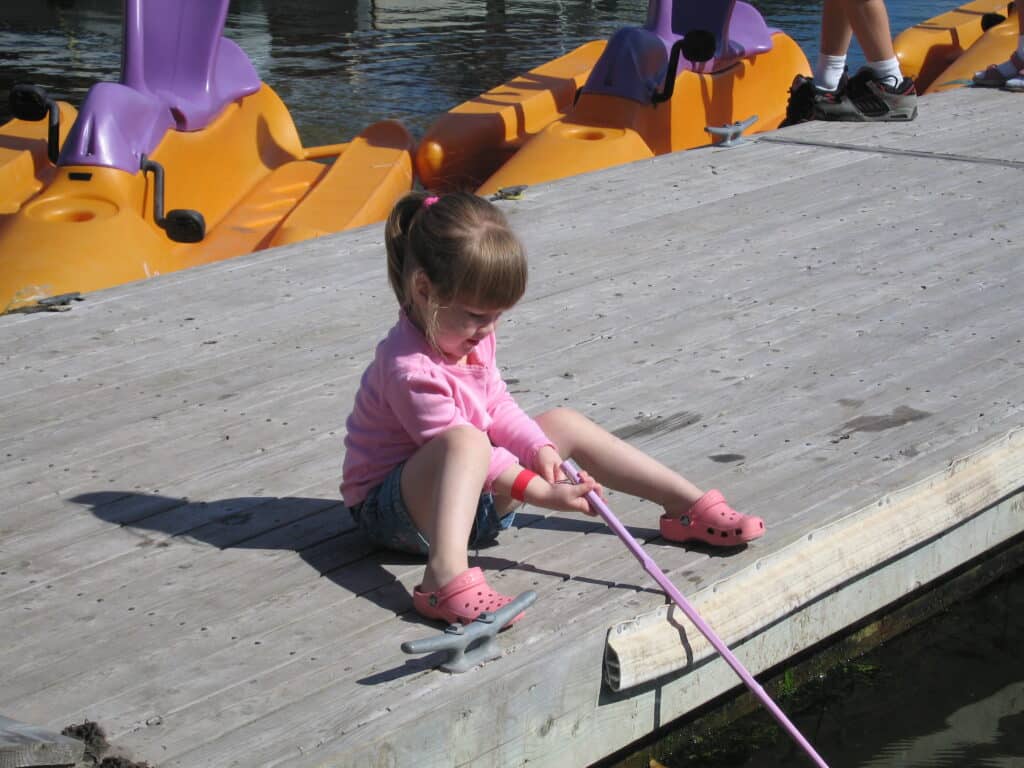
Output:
[510, 469, 537, 502]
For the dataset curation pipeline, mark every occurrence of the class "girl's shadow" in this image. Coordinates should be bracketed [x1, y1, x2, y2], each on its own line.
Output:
[70, 491, 698, 622]
[70, 490, 429, 617]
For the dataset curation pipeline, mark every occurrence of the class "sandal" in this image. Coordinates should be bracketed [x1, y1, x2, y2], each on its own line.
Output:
[412, 567, 522, 626]
[659, 490, 764, 546]
[973, 51, 1024, 87]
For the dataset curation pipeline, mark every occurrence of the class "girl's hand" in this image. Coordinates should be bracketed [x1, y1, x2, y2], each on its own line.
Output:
[539, 470, 603, 516]
[533, 444, 565, 484]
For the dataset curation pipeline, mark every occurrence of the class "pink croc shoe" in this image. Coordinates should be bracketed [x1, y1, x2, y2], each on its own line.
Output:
[412, 567, 522, 626]
[660, 490, 764, 546]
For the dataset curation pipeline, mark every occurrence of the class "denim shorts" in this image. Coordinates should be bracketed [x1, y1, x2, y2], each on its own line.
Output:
[348, 462, 517, 556]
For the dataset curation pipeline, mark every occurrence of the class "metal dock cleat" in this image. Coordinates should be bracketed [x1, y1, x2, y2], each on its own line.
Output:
[705, 115, 759, 147]
[401, 590, 537, 673]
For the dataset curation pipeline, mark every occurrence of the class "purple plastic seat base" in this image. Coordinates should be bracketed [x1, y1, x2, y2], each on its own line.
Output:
[59, 0, 262, 172]
[58, 83, 174, 172]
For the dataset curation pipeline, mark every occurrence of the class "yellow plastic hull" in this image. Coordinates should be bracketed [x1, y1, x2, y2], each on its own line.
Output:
[926, 5, 1019, 93]
[416, 40, 607, 192]
[0, 102, 77, 216]
[0, 85, 413, 313]
[893, 0, 1011, 92]
[477, 32, 809, 196]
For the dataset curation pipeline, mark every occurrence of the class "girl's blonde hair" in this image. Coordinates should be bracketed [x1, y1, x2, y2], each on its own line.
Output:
[385, 191, 527, 343]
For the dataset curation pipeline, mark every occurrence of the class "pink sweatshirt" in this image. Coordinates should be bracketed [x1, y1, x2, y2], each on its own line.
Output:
[341, 312, 552, 507]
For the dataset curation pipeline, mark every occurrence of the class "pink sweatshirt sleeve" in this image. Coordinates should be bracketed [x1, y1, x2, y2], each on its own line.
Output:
[485, 341, 554, 470]
[386, 368, 519, 489]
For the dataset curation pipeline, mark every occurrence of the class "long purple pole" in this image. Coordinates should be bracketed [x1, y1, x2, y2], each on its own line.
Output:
[561, 459, 829, 768]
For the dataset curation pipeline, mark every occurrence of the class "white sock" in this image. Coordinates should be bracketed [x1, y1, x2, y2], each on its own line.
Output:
[866, 57, 904, 85]
[815, 53, 847, 91]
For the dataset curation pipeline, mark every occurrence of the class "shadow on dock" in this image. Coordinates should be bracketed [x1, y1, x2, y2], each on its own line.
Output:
[69, 490, 674, 629]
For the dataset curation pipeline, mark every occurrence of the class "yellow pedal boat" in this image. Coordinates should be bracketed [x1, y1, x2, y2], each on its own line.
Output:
[0, 99, 77, 217]
[416, 40, 607, 193]
[925, 4, 1019, 93]
[894, 0, 1013, 93]
[417, 0, 809, 196]
[1, 0, 414, 314]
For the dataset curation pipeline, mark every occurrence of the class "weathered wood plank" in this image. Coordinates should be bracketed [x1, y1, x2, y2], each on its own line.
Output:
[2, 87, 1023, 768]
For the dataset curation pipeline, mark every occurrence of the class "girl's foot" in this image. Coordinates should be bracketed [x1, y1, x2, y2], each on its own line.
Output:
[973, 51, 1024, 87]
[412, 567, 522, 625]
[660, 490, 764, 546]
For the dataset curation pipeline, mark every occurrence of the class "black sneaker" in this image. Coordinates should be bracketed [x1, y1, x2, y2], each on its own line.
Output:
[781, 74, 817, 126]
[813, 68, 918, 122]
[780, 72, 848, 127]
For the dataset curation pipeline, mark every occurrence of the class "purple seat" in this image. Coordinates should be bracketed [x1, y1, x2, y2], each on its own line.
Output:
[582, 0, 777, 103]
[121, 0, 261, 132]
[582, 27, 670, 104]
[59, 0, 261, 172]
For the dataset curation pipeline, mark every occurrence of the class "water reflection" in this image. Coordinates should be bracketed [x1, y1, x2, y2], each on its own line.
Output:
[247, 0, 652, 143]
[0, 0, 654, 144]
[0, 0, 956, 146]
[862, 681, 1024, 767]
[645, 565, 1024, 768]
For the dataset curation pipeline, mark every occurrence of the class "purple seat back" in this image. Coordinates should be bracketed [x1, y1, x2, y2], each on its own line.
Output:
[715, 3, 776, 60]
[59, 0, 261, 171]
[122, 0, 260, 132]
[668, 0, 737, 62]
[582, 27, 671, 104]
[583, 0, 776, 104]
[669, 0, 775, 72]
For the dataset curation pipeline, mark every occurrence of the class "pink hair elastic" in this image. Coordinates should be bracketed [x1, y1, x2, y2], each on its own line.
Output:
[423, 195, 440, 208]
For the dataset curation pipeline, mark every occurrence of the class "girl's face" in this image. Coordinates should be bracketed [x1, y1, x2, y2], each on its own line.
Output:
[410, 270, 505, 361]
[432, 300, 504, 362]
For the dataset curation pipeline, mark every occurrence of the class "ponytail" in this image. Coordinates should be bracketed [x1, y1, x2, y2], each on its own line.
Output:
[385, 191, 434, 308]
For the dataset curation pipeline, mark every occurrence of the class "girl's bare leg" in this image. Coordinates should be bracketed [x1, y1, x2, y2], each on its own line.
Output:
[401, 425, 491, 592]
[535, 407, 704, 516]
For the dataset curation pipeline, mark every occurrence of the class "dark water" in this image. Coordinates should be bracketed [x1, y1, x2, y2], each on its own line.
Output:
[1, 0, 959, 146]
[643, 564, 1024, 768]
[3, 2, 1020, 766]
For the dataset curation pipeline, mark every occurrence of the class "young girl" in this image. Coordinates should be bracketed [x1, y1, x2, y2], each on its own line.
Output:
[341, 191, 764, 626]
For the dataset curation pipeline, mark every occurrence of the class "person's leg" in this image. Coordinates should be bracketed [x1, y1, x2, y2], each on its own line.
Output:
[784, 0, 850, 126]
[1011, 8, 1024, 64]
[842, 0, 894, 62]
[816, 0, 854, 90]
[535, 407, 764, 544]
[843, 0, 907, 84]
[975, 11, 1024, 85]
[400, 424, 490, 592]
[1005, 12, 1024, 88]
[815, 0, 916, 121]
[534, 407, 702, 516]
[820, 0, 854, 58]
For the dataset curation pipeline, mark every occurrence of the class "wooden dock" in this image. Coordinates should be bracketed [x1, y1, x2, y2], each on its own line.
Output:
[2, 85, 1023, 767]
